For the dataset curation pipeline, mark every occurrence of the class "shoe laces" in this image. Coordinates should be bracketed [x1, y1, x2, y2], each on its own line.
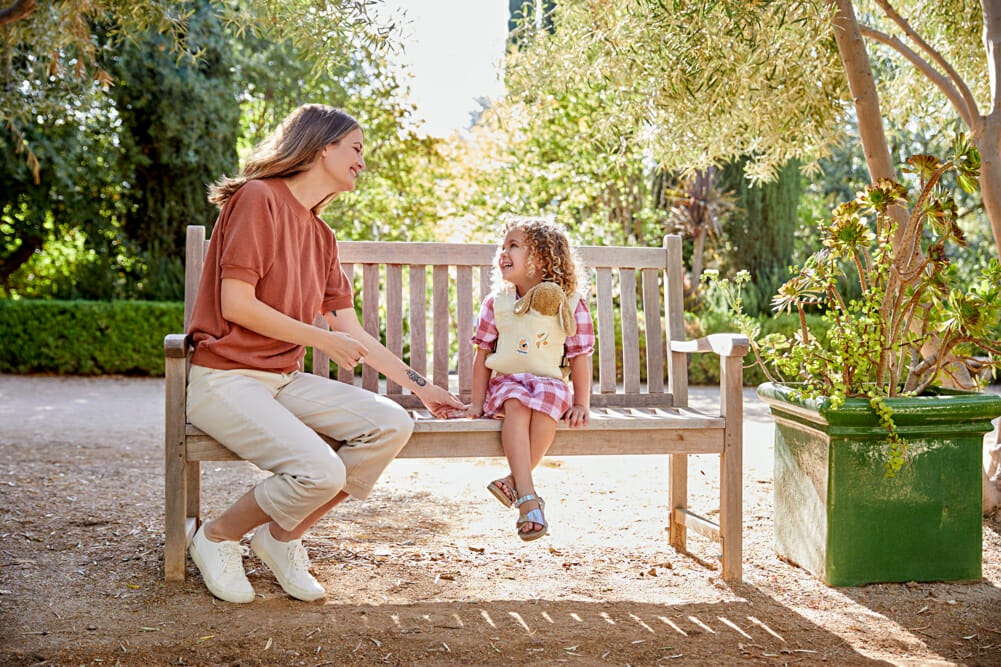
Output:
[217, 541, 249, 576]
[288, 541, 311, 573]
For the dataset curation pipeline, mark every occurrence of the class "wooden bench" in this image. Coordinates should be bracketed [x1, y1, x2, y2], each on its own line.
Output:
[164, 225, 749, 583]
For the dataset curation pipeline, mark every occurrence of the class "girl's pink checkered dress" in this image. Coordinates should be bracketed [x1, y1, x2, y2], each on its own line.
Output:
[471, 294, 595, 422]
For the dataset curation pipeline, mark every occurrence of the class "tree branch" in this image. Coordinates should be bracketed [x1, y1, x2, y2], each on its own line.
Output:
[859, 25, 975, 129]
[0, 0, 35, 27]
[870, 0, 980, 127]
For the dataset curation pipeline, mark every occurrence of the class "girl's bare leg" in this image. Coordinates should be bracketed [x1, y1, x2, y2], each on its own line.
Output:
[502, 400, 557, 534]
[501, 399, 534, 500]
[528, 411, 558, 469]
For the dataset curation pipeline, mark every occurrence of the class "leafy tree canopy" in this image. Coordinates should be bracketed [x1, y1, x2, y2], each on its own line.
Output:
[500, 1, 847, 183]
[0, 0, 393, 179]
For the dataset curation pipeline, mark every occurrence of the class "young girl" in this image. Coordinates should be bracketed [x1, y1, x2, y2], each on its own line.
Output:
[185, 104, 463, 603]
[466, 217, 594, 541]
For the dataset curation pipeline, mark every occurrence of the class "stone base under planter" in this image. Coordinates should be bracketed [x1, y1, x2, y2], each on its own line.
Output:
[758, 383, 1001, 587]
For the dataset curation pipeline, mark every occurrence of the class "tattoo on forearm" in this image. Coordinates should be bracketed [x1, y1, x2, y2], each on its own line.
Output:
[407, 369, 427, 387]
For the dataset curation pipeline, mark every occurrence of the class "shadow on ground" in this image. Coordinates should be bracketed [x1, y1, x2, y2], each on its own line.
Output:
[4, 593, 889, 666]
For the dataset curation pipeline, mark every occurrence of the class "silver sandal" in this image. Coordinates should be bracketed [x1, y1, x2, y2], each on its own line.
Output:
[514, 494, 547, 541]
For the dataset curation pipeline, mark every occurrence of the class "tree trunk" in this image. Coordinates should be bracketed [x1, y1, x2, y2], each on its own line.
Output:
[690, 227, 707, 297]
[830, 0, 897, 182]
[977, 0, 1001, 514]
[0, 233, 43, 287]
[0, 0, 35, 27]
[978, 0, 1001, 259]
[830, 0, 1001, 512]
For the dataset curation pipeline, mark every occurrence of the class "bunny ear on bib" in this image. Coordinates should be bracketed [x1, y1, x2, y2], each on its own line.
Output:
[560, 295, 578, 337]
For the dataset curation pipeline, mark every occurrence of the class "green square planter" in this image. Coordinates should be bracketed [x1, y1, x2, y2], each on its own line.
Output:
[757, 382, 1001, 587]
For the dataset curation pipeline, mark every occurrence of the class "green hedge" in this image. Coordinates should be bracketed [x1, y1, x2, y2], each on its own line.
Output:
[0, 300, 183, 375]
[0, 298, 831, 385]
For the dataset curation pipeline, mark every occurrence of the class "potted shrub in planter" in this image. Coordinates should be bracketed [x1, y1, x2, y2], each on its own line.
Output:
[707, 140, 1001, 586]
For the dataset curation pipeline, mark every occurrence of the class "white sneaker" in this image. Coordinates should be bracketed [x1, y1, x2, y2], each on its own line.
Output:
[250, 528, 326, 602]
[189, 526, 255, 603]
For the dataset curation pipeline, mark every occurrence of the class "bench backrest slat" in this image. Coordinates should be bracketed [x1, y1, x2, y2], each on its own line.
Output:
[595, 267, 616, 394]
[432, 265, 450, 389]
[620, 269, 640, 394]
[186, 228, 687, 409]
[409, 266, 428, 378]
[456, 265, 475, 397]
[385, 265, 404, 395]
[642, 268, 665, 393]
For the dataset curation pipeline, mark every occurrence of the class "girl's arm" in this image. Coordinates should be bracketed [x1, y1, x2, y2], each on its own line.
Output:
[563, 353, 592, 428]
[467, 347, 491, 418]
[221, 278, 367, 369]
[324, 308, 464, 417]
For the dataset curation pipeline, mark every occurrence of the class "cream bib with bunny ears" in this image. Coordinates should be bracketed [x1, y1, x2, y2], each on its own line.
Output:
[486, 290, 579, 380]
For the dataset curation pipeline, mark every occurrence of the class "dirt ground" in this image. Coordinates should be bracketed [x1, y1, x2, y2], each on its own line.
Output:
[1, 375, 1000, 667]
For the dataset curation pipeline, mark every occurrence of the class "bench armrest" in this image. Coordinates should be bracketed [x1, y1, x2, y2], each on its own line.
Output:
[164, 333, 189, 359]
[671, 333, 749, 358]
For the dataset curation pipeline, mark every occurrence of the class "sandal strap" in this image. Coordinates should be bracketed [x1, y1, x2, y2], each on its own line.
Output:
[517, 508, 547, 528]
[514, 494, 544, 509]
[490, 477, 517, 500]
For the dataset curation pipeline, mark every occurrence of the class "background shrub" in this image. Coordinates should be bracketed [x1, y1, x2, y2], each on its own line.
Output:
[0, 300, 183, 375]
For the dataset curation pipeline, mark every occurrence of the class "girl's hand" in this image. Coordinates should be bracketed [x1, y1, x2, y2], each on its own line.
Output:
[465, 402, 484, 419]
[414, 384, 464, 419]
[318, 331, 368, 370]
[563, 404, 589, 428]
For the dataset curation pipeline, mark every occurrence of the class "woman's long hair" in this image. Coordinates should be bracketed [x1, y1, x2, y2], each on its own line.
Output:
[208, 104, 360, 214]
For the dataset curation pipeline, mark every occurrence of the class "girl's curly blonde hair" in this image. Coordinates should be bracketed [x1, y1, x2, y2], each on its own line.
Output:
[492, 216, 587, 297]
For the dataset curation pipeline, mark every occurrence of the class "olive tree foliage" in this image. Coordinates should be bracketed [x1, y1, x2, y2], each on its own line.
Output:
[438, 1, 845, 253]
[0, 94, 130, 297]
[438, 84, 662, 248]
[95, 1, 242, 300]
[230, 35, 448, 244]
[495, 2, 848, 183]
[0, 0, 392, 180]
[1, 0, 438, 297]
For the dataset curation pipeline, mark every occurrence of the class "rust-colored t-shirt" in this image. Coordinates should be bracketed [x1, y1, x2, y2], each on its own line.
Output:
[187, 178, 353, 373]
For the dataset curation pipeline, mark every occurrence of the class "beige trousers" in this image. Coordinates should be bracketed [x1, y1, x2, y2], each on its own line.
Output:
[186, 365, 413, 531]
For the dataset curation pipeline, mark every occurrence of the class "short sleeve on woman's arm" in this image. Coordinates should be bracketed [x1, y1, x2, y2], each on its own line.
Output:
[218, 181, 277, 286]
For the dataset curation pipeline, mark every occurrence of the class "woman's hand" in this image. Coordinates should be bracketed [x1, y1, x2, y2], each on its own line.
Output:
[413, 383, 465, 419]
[317, 330, 368, 370]
[563, 404, 590, 428]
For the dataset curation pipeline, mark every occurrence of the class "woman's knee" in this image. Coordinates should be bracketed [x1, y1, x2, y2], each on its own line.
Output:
[299, 454, 347, 497]
[376, 402, 415, 445]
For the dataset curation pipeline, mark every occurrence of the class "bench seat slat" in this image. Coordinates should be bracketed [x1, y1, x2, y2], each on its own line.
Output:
[184, 406, 726, 462]
[184, 426, 726, 461]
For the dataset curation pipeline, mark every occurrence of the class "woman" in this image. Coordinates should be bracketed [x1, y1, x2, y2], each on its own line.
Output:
[185, 104, 463, 603]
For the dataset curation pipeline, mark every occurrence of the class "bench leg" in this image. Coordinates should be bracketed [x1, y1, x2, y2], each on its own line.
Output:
[719, 355, 743, 583]
[165, 456, 188, 581]
[668, 453, 688, 551]
[186, 461, 201, 529]
[720, 443, 742, 583]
